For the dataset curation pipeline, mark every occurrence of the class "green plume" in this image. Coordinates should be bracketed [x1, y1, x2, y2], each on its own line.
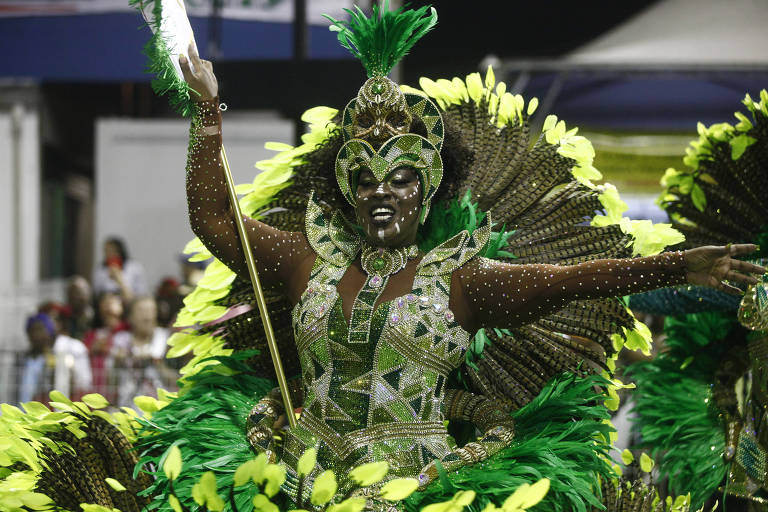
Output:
[325, 1, 437, 78]
[129, 0, 195, 117]
[417, 190, 516, 259]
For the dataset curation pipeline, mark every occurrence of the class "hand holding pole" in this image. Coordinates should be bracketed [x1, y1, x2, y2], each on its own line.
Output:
[180, 44, 297, 428]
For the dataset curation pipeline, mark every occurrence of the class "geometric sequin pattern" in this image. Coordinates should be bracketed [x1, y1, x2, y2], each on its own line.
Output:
[282, 197, 490, 493]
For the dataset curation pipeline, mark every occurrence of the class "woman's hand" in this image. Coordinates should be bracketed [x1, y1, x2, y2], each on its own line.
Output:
[179, 43, 218, 102]
[107, 264, 124, 284]
[685, 244, 766, 294]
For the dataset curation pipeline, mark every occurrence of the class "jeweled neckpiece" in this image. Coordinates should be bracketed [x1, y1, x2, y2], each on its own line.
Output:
[360, 243, 419, 278]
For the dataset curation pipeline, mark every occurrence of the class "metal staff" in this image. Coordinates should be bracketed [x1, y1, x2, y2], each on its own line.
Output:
[134, 0, 296, 427]
[219, 146, 297, 429]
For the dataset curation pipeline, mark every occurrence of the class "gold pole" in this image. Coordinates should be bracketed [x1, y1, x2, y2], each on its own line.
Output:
[219, 146, 297, 429]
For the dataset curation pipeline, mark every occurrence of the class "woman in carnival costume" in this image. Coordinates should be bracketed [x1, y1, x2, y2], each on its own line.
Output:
[171, 1, 764, 508]
[0, 4, 763, 512]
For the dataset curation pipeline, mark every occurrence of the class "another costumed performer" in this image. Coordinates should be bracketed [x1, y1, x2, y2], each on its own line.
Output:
[629, 89, 768, 511]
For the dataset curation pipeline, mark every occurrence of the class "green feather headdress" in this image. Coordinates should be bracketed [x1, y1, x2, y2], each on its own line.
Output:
[325, 1, 438, 78]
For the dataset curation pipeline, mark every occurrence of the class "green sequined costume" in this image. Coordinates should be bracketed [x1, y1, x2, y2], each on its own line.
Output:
[170, 73, 700, 511]
[280, 197, 494, 495]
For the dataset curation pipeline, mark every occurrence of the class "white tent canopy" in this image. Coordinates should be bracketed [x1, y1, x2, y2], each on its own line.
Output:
[566, 0, 768, 67]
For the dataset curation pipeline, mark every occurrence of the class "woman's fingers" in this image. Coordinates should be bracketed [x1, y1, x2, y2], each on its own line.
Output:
[734, 259, 767, 275]
[726, 270, 759, 286]
[179, 54, 194, 82]
[189, 42, 204, 71]
[273, 413, 287, 430]
[717, 280, 743, 296]
[729, 243, 758, 256]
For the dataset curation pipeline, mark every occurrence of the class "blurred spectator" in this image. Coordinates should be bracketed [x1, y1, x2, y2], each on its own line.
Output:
[65, 275, 93, 341]
[83, 292, 128, 402]
[92, 236, 148, 302]
[19, 313, 57, 403]
[155, 276, 184, 328]
[19, 310, 91, 403]
[38, 301, 70, 329]
[111, 296, 175, 408]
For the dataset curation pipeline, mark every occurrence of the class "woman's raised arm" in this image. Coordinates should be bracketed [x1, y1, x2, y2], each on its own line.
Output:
[180, 46, 315, 302]
[450, 245, 764, 332]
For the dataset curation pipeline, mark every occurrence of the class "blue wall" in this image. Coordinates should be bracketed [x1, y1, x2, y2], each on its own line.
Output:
[520, 72, 768, 131]
[0, 13, 349, 81]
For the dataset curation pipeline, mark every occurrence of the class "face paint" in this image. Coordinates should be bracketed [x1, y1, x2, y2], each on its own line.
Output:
[355, 166, 422, 248]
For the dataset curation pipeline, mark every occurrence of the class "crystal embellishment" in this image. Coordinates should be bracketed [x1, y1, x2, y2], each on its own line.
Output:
[360, 243, 418, 277]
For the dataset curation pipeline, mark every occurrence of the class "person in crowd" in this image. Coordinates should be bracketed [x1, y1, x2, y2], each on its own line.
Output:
[155, 276, 184, 328]
[92, 236, 148, 303]
[83, 292, 128, 402]
[35, 302, 92, 401]
[18, 313, 57, 404]
[65, 275, 93, 341]
[111, 296, 176, 408]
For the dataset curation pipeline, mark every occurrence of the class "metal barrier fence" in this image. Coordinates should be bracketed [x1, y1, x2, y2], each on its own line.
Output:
[0, 349, 179, 410]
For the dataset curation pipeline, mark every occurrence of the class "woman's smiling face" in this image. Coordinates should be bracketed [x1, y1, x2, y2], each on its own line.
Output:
[355, 166, 422, 248]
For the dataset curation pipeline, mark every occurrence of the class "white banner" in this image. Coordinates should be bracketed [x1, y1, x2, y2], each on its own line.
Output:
[0, 0, 359, 23]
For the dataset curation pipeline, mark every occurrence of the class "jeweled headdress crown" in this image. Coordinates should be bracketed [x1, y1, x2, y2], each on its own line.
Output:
[326, 1, 444, 220]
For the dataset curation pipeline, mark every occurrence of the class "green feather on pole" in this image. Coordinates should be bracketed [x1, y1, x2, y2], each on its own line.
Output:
[129, 0, 196, 117]
[324, 0, 437, 78]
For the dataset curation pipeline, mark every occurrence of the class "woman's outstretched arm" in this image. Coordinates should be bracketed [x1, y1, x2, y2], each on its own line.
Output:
[450, 245, 764, 332]
[181, 46, 315, 302]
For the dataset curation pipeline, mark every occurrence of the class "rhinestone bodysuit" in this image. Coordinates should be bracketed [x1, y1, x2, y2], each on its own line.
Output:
[278, 195, 490, 496]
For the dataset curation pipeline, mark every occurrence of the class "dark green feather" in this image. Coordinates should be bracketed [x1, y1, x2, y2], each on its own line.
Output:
[628, 311, 742, 509]
[406, 373, 615, 512]
[417, 190, 516, 258]
[135, 352, 273, 511]
[324, 0, 437, 77]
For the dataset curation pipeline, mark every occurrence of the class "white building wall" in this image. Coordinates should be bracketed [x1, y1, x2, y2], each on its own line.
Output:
[0, 107, 44, 403]
[19, 110, 40, 286]
[0, 116, 12, 289]
[94, 114, 293, 296]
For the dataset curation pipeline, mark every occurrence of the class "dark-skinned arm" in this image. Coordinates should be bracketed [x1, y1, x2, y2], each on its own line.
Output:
[181, 48, 315, 301]
[450, 245, 764, 332]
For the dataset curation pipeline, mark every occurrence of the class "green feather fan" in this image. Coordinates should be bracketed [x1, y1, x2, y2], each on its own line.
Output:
[325, 0, 437, 77]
